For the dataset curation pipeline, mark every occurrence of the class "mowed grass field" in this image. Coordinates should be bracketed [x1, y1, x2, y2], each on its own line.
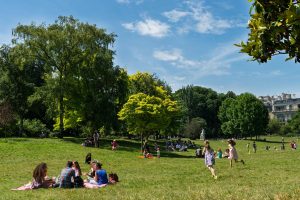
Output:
[0, 136, 299, 200]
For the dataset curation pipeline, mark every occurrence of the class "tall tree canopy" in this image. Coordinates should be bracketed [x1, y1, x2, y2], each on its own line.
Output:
[118, 87, 181, 139]
[0, 45, 44, 135]
[238, 0, 300, 63]
[129, 72, 172, 97]
[174, 85, 222, 137]
[12, 16, 124, 137]
[218, 93, 269, 138]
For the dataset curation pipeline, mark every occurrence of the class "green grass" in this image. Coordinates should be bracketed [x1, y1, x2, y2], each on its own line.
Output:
[0, 136, 300, 200]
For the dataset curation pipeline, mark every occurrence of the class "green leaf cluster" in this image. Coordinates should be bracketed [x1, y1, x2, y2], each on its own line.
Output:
[218, 93, 269, 138]
[238, 0, 300, 62]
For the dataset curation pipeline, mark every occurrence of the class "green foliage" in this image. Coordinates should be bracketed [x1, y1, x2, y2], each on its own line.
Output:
[22, 119, 49, 137]
[238, 0, 300, 63]
[0, 45, 44, 135]
[287, 110, 300, 134]
[267, 118, 283, 135]
[218, 93, 269, 138]
[12, 16, 119, 137]
[184, 117, 207, 139]
[174, 85, 223, 137]
[118, 92, 181, 137]
[129, 72, 172, 97]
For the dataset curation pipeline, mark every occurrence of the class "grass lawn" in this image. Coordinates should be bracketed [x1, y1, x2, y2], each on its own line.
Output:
[0, 136, 299, 200]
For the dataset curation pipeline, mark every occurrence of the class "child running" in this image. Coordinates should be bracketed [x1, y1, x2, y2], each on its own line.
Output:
[228, 139, 245, 168]
[203, 142, 217, 179]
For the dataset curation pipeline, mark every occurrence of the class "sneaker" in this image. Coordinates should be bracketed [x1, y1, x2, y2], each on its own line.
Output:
[241, 160, 245, 165]
[214, 175, 218, 180]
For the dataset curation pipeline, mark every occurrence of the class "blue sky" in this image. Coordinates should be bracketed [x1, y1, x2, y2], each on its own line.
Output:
[1, 0, 300, 97]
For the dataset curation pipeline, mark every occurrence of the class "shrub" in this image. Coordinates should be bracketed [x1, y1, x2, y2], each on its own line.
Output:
[22, 119, 50, 137]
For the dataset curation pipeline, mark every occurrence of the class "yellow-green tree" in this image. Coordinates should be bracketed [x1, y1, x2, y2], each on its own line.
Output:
[118, 87, 181, 148]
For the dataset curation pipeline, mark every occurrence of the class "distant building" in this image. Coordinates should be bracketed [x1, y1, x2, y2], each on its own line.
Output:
[258, 93, 300, 123]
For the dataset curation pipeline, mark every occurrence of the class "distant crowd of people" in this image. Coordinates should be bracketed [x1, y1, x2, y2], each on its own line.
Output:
[165, 139, 197, 152]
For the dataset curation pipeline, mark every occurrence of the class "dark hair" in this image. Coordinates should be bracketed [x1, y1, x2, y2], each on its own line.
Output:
[96, 162, 102, 169]
[33, 162, 47, 184]
[66, 161, 73, 168]
[228, 139, 236, 146]
[73, 161, 82, 176]
[109, 173, 119, 182]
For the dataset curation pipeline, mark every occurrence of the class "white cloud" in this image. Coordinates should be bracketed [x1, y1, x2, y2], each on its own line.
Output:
[116, 0, 130, 3]
[153, 45, 246, 77]
[163, 10, 189, 22]
[116, 0, 144, 4]
[153, 49, 182, 61]
[162, 0, 238, 35]
[122, 18, 170, 38]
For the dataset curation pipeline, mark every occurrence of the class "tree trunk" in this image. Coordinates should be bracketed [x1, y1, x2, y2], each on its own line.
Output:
[140, 132, 143, 155]
[19, 116, 23, 137]
[58, 74, 64, 138]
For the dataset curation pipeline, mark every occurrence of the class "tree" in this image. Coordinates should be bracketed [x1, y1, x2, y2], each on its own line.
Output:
[238, 0, 300, 63]
[12, 16, 117, 137]
[174, 85, 222, 137]
[218, 93, 269, 139]
[118, 90, 181, 149]
[287, 110, 300, 134]
[266, 118, 283, 135]
[0, 101, 15, 137]
[184, 117, 207, 139]
[0, 45, 44, 136]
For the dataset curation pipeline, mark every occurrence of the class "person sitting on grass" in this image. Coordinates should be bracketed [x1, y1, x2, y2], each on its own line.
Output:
[12, 162, 55, 190]
[31, 162, 55, 189]
[216, 148, 222, 159]
[59, 161, 76, 188]
[111, 139, 118, 150]
[86, 160, 98, 182]
[73, 161, 84, 188]
[85, 162, 108, 188]
[223, 149, 229, 158]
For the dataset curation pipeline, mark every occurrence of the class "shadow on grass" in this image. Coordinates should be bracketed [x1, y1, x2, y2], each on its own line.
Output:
[244, 139, 286, 144]
[62, 137, 196, 159]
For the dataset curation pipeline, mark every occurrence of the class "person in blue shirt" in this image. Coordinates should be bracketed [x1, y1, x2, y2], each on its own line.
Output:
[88, 162, 108, 186]
[95, 162, 108, 185]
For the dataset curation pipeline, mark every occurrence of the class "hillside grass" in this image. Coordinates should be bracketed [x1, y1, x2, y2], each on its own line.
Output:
[0, 136, 299, 200]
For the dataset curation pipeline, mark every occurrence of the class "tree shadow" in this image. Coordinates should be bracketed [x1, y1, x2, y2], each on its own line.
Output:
[62, 137, 197, 159]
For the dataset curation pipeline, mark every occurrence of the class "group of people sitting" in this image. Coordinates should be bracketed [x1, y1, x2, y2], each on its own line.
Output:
[13, 155, 118, 190]
[166, 140, 196, 152]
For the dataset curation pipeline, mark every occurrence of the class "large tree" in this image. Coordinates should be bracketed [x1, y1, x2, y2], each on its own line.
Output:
[0, 45, 44, 136]
[238, 0, 300, 63]
[12, 16, 118, 137]
[218, 93, 269, 139]
[118, 87, 181, 144]
[174, 85, 222, 137]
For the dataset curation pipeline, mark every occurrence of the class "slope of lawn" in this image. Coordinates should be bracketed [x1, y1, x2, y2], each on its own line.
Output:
[0, 136, 299, 200]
